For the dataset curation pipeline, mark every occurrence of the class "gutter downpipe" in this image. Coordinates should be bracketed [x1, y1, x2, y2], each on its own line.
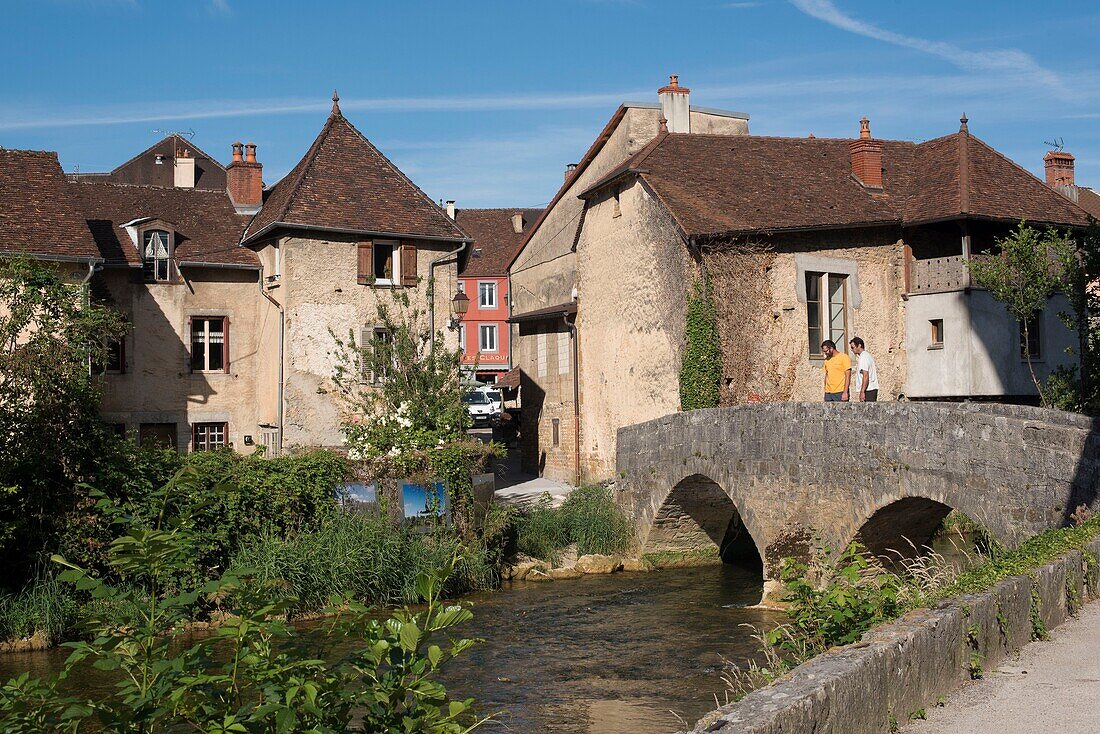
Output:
[428, 242, 469, 351]
[257, 264, 285, 457]
[564, 311, 581, 487]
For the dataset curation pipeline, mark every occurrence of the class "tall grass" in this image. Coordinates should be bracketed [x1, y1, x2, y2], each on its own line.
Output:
[229, 512, 500, 615]
[0, 577, 80, 645]
[513, 484, 633, 562]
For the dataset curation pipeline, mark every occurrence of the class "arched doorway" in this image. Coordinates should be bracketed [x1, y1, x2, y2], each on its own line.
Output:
[647, 474, 762, 570]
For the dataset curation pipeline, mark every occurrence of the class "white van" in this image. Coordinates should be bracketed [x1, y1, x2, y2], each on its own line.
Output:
[476, 385, 503, 413]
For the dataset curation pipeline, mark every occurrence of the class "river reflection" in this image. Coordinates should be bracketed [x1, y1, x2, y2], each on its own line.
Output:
[0, 564, 777, 734]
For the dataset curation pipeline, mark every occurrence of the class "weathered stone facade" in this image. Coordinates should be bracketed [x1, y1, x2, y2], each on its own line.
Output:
[616, 402, 1099, 596]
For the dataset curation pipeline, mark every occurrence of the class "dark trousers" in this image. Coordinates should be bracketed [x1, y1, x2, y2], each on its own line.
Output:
[825, 392, 844, 402]
[863, 389, 878, 402]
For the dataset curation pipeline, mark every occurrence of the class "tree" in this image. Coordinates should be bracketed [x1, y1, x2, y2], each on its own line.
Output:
[331, 291, 498, 538]
[968, 223, 1078, 406]
[0, 258, 127, 585]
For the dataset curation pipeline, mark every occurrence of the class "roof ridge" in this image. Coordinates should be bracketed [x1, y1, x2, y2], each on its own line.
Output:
[0, 148, 59, 157]
[69, 179, 230, 196]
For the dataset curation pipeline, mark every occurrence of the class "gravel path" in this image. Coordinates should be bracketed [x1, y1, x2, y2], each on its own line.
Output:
[901, 600, 1100, 733]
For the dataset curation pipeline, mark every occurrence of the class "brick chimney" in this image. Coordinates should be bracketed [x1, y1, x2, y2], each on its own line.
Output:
[1044, 150, 1075, 188]
[658, 74, 690, 133]
[849, 116, 884, 189]
[227, 141, 263, 211]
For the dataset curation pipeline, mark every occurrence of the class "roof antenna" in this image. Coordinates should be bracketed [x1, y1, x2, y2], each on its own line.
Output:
[1044, 136, 1065, 152]
[152, 127, 196, 139]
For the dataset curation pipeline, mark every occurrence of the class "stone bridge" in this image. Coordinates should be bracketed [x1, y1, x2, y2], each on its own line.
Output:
[615, 402, 1098, 595]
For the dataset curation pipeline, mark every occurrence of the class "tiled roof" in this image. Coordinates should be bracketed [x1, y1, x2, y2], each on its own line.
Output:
[244, 109, 467, 245]
[580, 128, 1091, 237]
[455, 208, 543, 277]
[0, 149, 101, 260]
[1073, 187, 1100, 220]
[70, 181, 257, 267]
[69, 134, 228, 191]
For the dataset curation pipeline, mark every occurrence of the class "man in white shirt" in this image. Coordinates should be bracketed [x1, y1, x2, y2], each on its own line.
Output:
[849, 336, 880, 402]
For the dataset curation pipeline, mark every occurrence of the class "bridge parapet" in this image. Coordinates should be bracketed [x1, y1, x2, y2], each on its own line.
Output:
[615, 402, 1098, 591]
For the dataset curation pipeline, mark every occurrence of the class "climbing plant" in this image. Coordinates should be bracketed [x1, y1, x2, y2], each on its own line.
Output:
[679, 275, 722, 411]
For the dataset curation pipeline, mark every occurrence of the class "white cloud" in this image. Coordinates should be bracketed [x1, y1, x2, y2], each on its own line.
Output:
[208, 0, 231, 15]
[788, 0, 1065, 94]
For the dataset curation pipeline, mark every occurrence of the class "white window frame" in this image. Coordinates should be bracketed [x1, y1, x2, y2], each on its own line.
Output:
[478, 281, 497, 309]
[459, 323, 467, 353]
[372, 239, 399, 286]
[143, 229, 173, 282]
[479, 323, 498, 353]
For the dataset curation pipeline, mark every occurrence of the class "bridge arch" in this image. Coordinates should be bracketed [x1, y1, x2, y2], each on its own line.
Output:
[853, 496, 954, 563]
[643, 473, 764, 571]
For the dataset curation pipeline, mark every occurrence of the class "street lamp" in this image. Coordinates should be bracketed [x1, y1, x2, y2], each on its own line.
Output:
[451, 290, 470, 317]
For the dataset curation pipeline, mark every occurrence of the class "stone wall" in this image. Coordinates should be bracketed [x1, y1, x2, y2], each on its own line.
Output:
[684, 537, 1100, 734]
[616, 403, 1099, 591]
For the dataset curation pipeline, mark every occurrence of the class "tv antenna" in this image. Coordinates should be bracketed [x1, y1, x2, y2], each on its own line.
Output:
[1043, 136, 1064, 152]
[152, 127, 196, 139]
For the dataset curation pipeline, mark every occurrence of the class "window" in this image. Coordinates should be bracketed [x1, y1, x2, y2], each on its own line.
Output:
[929, 319, 944, 349]
[459, 323, 467, 353]
[1020, 316, 1041, 360]
[478, 282, 497, 309]
[139, 423, 177, 451]
[93, 337, 125, 374]
[479, 324, 498, 353]
[551, 418, 560, 447]
[192, 422, 228, 452]
[191, 317, 227, 373]
[456, 281, 466, 293]
[373, 241, 395, 282]
[361, 327, 393, 384]
[143, 229, 172, 282]
[806, 272, 848, 356]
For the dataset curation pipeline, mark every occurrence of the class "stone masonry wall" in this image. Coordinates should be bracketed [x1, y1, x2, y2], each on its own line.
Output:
[684, 536, 1100, 734]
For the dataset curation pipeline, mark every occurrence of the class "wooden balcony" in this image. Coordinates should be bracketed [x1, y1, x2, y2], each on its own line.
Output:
[906, 254, 971, 295]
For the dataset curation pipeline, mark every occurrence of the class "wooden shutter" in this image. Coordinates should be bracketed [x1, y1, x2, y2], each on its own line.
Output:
[357, 241, 373, 285]
[401, 242, 417, 287]
[222, 316, 230, 373]
[360, 326, 372, 383]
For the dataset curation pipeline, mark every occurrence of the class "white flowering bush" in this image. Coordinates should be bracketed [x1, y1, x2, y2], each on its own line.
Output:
[331, 293, 500, 536]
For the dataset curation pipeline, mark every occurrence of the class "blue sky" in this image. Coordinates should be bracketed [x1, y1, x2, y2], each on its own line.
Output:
[3, 1, 1100, 207]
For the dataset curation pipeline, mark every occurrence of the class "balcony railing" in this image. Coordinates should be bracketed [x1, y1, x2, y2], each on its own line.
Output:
[907, 254, 970, 294]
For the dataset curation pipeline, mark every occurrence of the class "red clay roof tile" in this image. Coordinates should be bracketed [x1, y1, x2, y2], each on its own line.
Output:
[455, 208, 543, 277]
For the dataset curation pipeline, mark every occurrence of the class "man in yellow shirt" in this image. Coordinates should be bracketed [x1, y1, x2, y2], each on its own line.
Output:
[821, 340, 851, 402]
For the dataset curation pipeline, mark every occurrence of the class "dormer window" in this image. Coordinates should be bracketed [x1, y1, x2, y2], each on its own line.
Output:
[143, 229, 172, 282]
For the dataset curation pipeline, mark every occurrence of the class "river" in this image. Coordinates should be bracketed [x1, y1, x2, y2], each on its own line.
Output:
[0, 564, 776, 734]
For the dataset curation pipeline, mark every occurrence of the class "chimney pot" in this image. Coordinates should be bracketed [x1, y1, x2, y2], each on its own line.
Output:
[245, 143, 257, 163]
[1044, 150, 1075, 188]
[231, 142, 244, 163]
[859, 116, 871, 140]
[565, 163, 578, 182]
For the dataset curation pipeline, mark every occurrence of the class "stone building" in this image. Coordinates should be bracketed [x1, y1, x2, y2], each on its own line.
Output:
[507, 76, 751, 482]
[1, 94, 470, 455]
[512, 112, 1092, 483]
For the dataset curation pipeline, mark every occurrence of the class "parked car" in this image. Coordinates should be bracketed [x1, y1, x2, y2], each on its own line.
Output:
[462, 390, 496, 427]
[476, 386, 503, 413]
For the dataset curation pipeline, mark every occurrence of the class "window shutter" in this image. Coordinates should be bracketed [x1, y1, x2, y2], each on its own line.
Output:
[401, 242, 417, 287]
[357, 241, 373, 285]
[188, 316, 195, 373]
[223, 316, 230, 373]
[360, 326, 372, 383]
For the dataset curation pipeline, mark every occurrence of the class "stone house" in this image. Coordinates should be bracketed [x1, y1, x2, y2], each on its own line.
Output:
[452, 207, 542, 384]
[1, 94, 469, 455]
[507, 76, 751, 482]
[512, 112, 1092, 483]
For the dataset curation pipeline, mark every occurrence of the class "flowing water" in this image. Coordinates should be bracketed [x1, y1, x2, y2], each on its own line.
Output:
[0, 564, 779, 734]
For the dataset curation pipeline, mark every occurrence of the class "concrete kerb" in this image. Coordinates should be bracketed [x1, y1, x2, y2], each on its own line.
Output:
[683, 536, 1100, 734]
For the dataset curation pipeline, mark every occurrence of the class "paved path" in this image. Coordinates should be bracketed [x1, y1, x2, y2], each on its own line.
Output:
[901, 600, 1100, 734]
[470, 428, 574, 508]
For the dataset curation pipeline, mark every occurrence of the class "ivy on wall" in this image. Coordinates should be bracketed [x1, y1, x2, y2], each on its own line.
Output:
[679, 276, 722, 411]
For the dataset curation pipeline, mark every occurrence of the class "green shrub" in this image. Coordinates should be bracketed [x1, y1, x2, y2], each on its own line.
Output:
[512, 485, 633, 561]
[230, 512, 500, 615]
[0, 577, 79, 645]
[0, 469, 486, 733]
[679, 277, 722, 411]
